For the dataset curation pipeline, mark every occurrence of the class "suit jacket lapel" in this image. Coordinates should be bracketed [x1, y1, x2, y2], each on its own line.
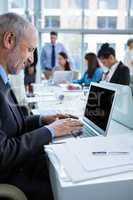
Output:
[7, 88, 24, 133]
[0, 76, 24, 134]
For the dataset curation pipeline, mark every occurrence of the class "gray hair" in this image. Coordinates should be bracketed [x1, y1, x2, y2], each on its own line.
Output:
[0, 12, 31, 46]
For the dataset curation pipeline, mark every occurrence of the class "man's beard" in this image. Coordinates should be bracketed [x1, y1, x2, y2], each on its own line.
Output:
[7, 47, 22, 74]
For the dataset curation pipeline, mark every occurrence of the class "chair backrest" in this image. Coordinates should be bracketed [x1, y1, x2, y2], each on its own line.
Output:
[0, 184, 27, 200]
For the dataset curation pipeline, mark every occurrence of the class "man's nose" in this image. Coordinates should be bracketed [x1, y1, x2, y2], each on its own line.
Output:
[28, 54, 34, 64]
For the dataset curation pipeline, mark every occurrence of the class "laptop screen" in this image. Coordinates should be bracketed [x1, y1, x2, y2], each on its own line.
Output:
[53, 71, 73, 84]
[84, 84, 115, 134]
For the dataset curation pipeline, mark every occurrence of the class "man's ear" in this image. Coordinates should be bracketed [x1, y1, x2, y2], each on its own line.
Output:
[3, 32, 16, 49]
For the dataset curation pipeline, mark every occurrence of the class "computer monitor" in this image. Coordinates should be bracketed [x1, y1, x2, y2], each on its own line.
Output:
[100, 82, 133, 130]
[52, 71, 73, 84]
[83, 83, 116, 136]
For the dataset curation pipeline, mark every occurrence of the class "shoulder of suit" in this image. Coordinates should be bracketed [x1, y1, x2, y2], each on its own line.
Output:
[117, 62, 129, 71]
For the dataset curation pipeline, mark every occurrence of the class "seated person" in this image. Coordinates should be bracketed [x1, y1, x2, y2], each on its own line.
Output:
[98, 43, 130, 85]
[72, 53, 103, 85]
[24, 48, 38, 95]
[0, 13, 83, 200]
[54, 52, 71, 71]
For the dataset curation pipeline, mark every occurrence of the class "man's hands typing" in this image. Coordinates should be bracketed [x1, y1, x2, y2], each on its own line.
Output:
[47, 118, 83, 138]
[41, 113, 78, 125]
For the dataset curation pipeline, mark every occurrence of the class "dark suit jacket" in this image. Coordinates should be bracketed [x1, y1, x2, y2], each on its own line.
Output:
[0, 76, 52, 179]
[110, 62, 130, 85]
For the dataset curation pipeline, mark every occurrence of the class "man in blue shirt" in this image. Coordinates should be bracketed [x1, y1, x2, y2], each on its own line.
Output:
[40, 31, 68, 79]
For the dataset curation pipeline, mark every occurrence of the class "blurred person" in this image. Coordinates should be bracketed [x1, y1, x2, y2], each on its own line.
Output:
[24, 48, 38, 95]
[0, 13, 83, 200]
[124, 38, 133, 74]
[55, 52, 71, 71]
[40, 31, 68, 79]
[98, 43, 130, 85]
[72, 53, 103, 85]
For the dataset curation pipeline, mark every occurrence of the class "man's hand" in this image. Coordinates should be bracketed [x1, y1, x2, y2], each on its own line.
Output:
[47, 118, 83, 138]
[41, 114, 78, 125]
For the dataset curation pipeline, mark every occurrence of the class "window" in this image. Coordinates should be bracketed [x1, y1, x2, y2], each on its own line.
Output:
[98, 0, 118, 9]
[70, 0, 89, 9]
[9, 0, 25, 8]
[43, 0, 60, 9]
[129, 16, 133, 29]
[97, 43, 116, 52]
[84, 34, 130, 62]
[8, 0, 26, 15]
[42, 0, 82, 28]
[45, 16, 60, 28]
[97, 16, 117, 29]
[131, 0, 133, 9]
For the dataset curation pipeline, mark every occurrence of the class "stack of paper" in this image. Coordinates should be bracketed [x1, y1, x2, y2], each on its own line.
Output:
[45, 135, 133, 183]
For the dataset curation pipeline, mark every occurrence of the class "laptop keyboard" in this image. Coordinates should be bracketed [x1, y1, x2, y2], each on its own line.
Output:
[72, 126, 97, 138]
[82, 126, 97, 137]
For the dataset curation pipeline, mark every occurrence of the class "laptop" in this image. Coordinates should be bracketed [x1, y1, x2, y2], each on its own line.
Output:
[52, 71, 73, 84]
[80, 83, 117, 137]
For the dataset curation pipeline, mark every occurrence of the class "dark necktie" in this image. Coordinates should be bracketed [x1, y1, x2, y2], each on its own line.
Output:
[102, 70, 109, 81]
[6, 81, 11, 89]
[51, 45, 55, 68]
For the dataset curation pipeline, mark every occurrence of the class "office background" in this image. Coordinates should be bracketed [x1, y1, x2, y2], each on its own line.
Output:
[0, 0, 133, 77]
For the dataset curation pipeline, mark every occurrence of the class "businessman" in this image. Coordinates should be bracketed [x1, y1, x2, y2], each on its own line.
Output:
[0, 13, 82, 200]
[40, 31, 69, 79]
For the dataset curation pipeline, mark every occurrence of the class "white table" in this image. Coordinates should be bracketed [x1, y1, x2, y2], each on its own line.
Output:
[48, 122, 133, 200]
[26, 84, 87, 117]
[27, 83, 133, 200]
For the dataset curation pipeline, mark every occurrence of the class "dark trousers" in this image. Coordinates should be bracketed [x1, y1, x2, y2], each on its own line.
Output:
[1, 154, 54, 200]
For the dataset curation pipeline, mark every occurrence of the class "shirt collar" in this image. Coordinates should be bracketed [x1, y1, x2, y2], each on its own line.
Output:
[0, 65, 9, 84]
[105, 62, 119, 82]
[50, 43, 56, 46]
[109, 62, 119, 72]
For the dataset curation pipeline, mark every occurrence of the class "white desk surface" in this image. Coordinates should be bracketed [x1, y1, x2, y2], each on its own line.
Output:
[48, 123, 133, 200]
[27, 83, 133, 200]
[49, 121, 133, 187]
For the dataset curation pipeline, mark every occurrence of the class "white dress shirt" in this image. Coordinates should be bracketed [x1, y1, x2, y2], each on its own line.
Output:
[40, 42, 67, 70]
[104, 62, 119, 82]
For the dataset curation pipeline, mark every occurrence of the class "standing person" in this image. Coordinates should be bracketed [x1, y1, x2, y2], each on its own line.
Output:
[124, 38, 133, 74]
[0, 13, 83, 200]
[40, 31, 68, 79]
[98, 43, 130, 85]
[55, 52, 71, 71]
[72, 53, 103, 85]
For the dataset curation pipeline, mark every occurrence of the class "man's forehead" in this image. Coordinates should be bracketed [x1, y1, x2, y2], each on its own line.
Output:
[23, 25, 38, 46]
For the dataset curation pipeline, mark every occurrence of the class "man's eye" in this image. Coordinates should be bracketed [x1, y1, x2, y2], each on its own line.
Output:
[28, 48, 35, 52]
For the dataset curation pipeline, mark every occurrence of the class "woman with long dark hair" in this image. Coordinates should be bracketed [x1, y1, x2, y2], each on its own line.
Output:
[73, 52, 103, 85]
[55, 52, 71, 71]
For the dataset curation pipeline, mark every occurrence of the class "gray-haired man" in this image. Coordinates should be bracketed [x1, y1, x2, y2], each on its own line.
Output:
[0, 13, 82, 200]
